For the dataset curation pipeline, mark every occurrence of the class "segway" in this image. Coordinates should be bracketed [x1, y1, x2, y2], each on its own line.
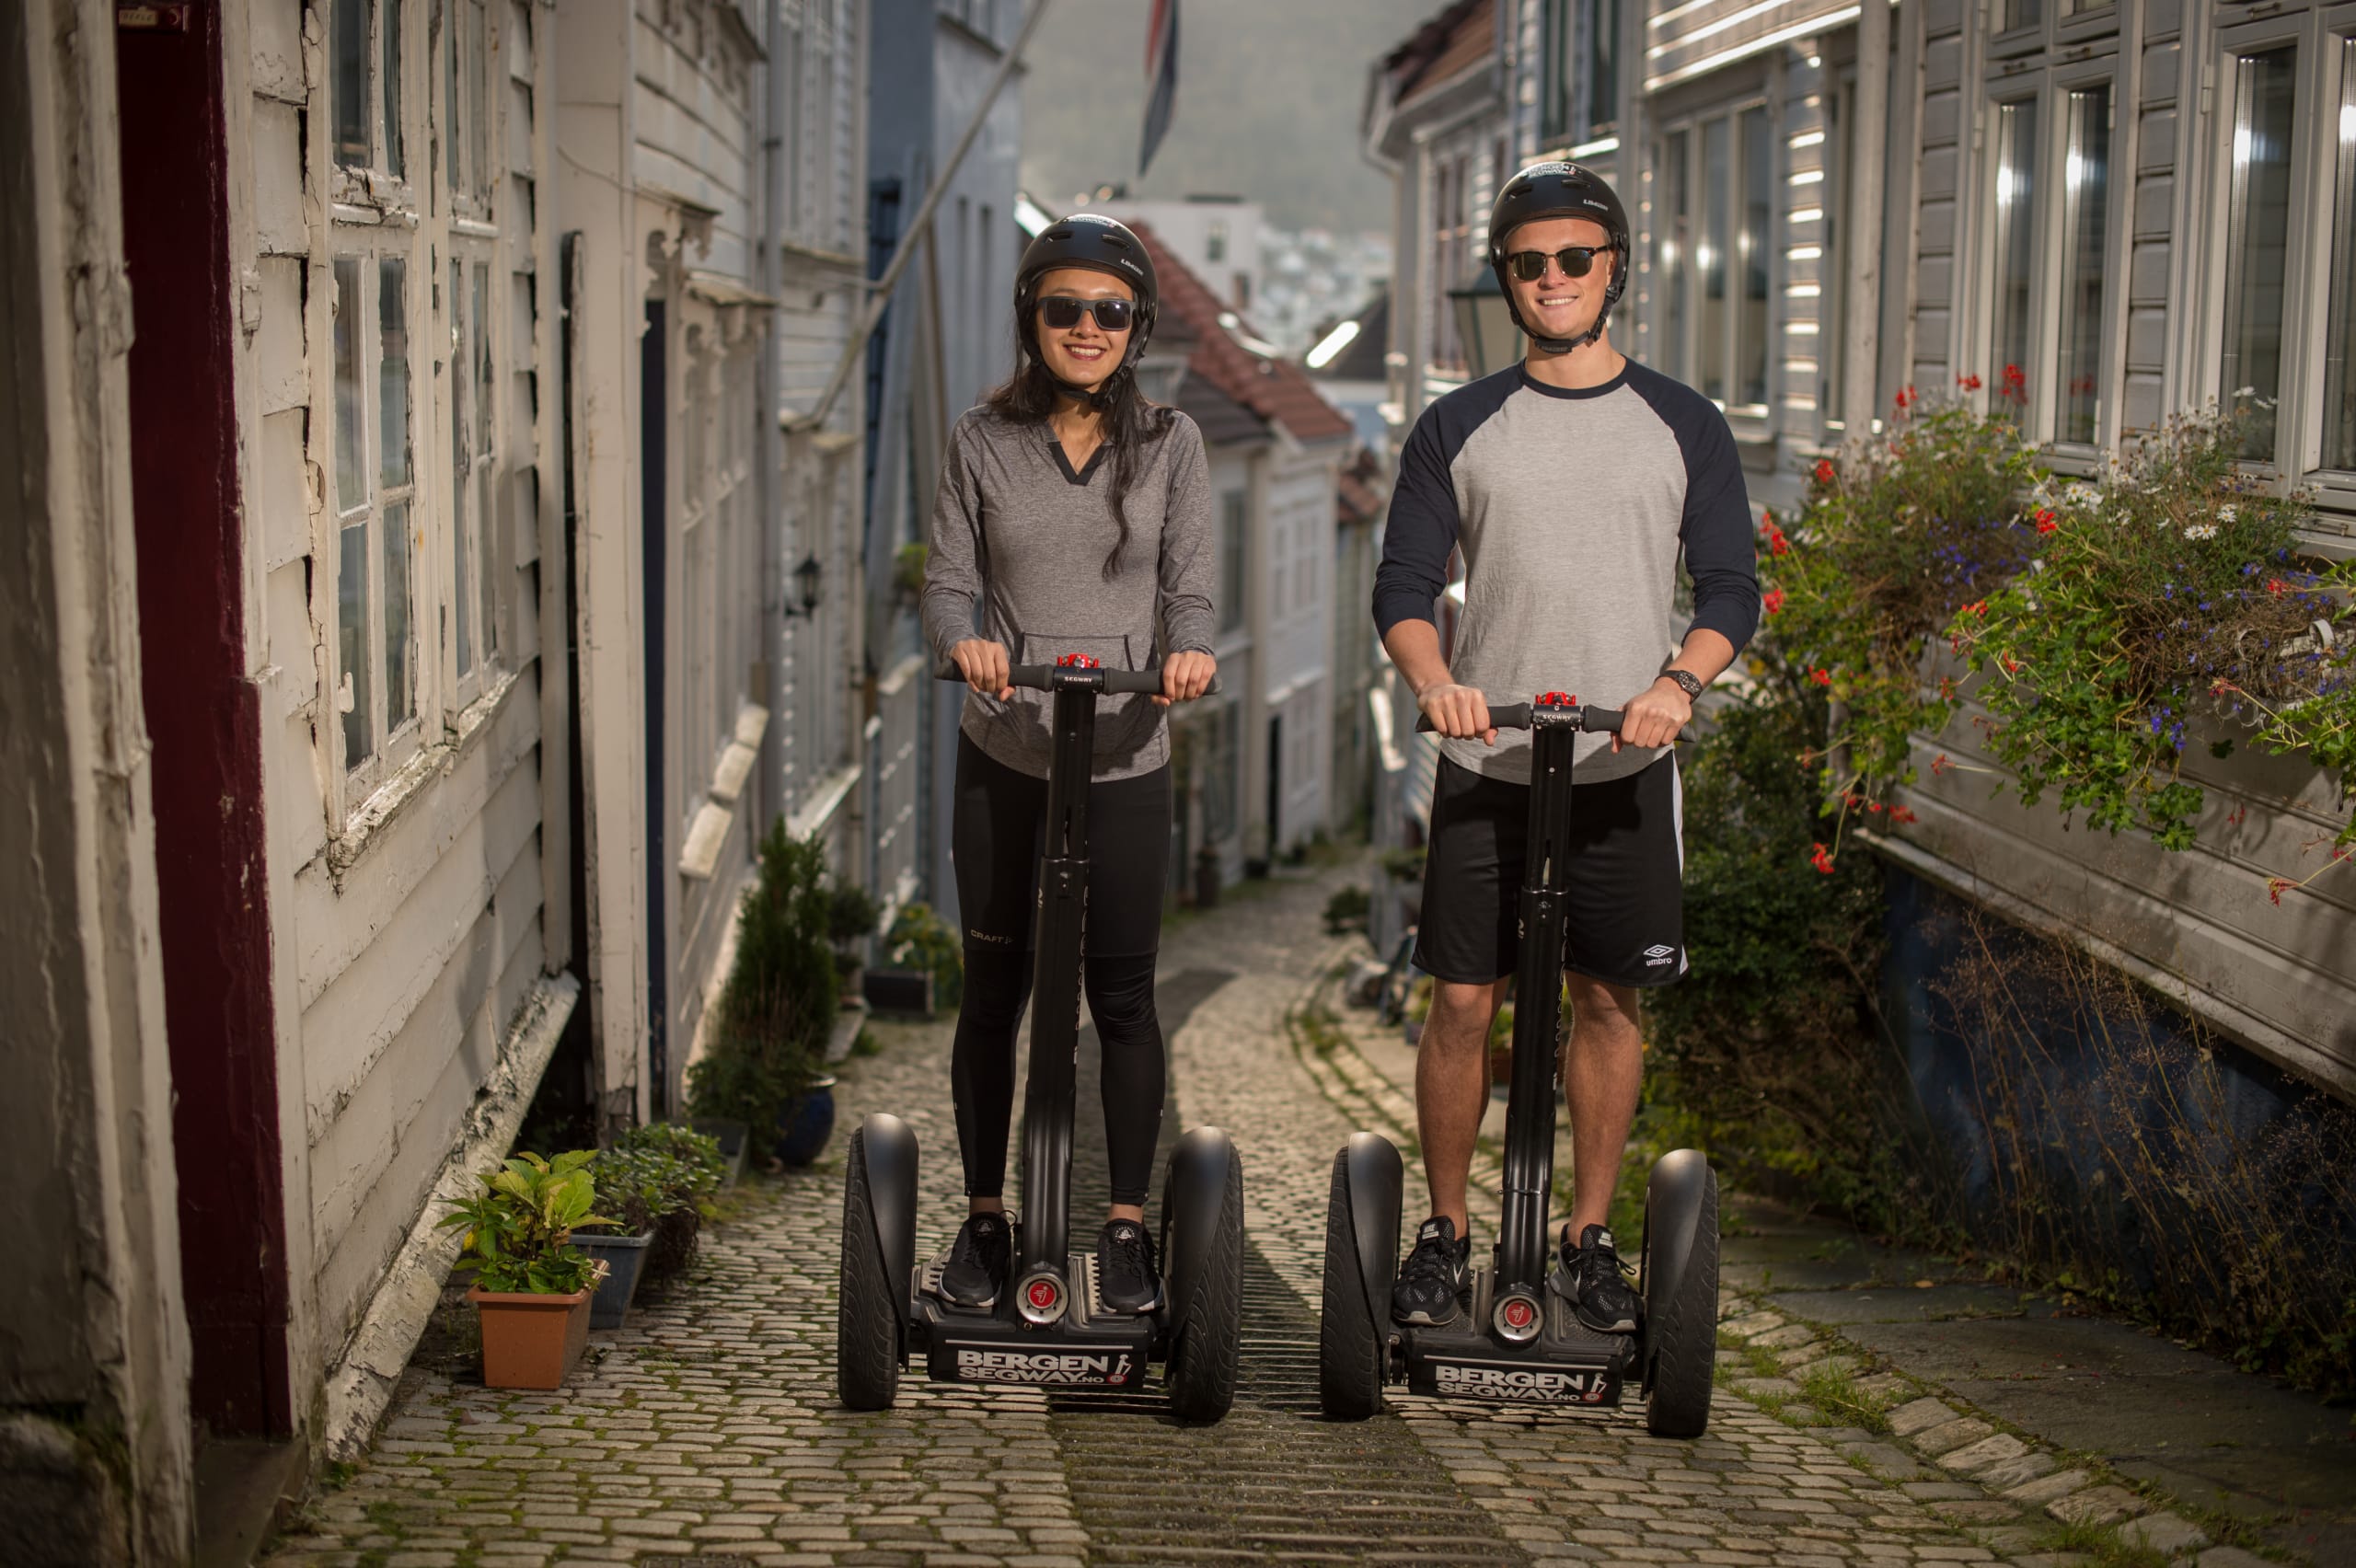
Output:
[837, 655, 1244, 1422]
[1320, 691, 1718, 1436]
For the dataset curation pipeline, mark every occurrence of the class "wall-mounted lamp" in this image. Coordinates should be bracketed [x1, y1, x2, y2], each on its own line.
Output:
[783, 551, 823, 618]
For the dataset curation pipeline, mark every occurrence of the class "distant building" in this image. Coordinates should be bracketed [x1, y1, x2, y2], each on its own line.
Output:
[1100, 195, 1265, 317]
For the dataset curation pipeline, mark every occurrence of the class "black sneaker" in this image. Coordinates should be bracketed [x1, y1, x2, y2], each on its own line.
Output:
[1390, 1215, 1472, 1326]
[939, 1211, 1012, 1308]
[1550, 1222, 1643, 1333]
[1095, 1219, 1161, 1313]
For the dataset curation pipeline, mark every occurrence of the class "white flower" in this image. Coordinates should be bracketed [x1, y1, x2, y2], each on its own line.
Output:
[2184, 524, 2219, 541]
[2217, 506, 2235, 525]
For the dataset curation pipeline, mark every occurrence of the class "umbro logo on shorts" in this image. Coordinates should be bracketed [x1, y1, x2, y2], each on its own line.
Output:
[1643, 944, 1677, 965]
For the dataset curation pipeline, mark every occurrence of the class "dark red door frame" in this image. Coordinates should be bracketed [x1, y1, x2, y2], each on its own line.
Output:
[117, 1, 294, 1437]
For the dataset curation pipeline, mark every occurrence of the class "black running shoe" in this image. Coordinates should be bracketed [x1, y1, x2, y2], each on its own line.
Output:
[1390, 1215, 1472, 1326]
[939, 1211, 1012, 1308]
[1095, 1219, 1161, 1314]
[1550, 1222, 1643, 1333]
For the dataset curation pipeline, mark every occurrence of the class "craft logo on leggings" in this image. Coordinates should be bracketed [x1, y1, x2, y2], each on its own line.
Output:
[952, 1345, 1136, 1386]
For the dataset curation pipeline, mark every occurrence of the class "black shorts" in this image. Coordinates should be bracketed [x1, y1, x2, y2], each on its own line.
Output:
[1413, 753, 1686, 988]
[953, 732, 1172, 959]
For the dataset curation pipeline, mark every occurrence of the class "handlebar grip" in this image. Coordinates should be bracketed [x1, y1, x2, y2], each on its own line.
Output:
[1580, 706, 1626, 733]
[935, 663, 1221, 698]
[1414, 703, 1531, 733]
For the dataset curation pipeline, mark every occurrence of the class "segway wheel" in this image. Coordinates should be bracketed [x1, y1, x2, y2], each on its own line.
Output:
[1641, 1162, 1719, 1438]
[1164, 1139, 1244, 1424]
[1318, 1147, 1386, 1420]
[837, 1128, 902, 1411]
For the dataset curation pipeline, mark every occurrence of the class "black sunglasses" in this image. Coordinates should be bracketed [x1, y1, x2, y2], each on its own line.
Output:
[1037, 295, 1136, 332]
[1505, 246, 1608, 282]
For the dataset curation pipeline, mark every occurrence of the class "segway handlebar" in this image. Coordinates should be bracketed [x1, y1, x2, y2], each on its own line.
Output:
[1415, 698, 1629, 734]
[935, 662, 1221, 698]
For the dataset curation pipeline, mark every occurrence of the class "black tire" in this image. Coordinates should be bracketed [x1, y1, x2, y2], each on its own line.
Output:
[1318, 1147, 1386, 1421]
[1164, 1141, 1244, 1424]
[1642, 1165, 1718, 1438]
[837, 1129, 902, 1412]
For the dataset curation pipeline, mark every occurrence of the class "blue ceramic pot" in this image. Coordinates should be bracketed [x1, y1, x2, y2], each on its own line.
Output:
[772, 1077, 837, 1167]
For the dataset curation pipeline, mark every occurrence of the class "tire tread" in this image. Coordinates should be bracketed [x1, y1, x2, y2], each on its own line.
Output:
[1166, 1143, 1244, 1424]
[837, 1129, 903, 1412]
[1643, 1167, 1718, 1438]
[1318, 1147, 1386, 1421]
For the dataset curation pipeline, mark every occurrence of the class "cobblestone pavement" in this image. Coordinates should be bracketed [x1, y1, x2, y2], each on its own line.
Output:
[264, 863, 2079, 1567]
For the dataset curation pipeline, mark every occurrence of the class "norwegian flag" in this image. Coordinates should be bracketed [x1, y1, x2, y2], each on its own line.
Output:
[1140, 0, 1180, 176]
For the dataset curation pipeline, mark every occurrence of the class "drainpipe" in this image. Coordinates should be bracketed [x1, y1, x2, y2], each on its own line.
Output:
[1842, 0, 1889, 434]
[757, 0, 788, 842]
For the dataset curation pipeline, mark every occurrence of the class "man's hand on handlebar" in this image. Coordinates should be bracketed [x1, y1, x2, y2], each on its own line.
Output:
[1156, 649, 1218, 707]
[1614, 674, 1694, 752]
[949, 638, 1013, 700]
[1417, 682, 1497, 745]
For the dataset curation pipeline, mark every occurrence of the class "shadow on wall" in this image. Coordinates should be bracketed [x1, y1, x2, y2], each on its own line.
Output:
[1881, 869, 2356, 1397]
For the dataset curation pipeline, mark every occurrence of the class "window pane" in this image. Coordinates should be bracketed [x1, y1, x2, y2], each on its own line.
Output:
[479, 466, 497, 664]
[332, 259, 364, 511]
[451, 260, 471, 675]
[468, 1, 490, 201]
[1701, 116, 1730, 401]
[1738, 106, 1772, 407]
[1586, 0, 1619, 137]
[1542, 0, 1569, 142]
[2220, 47, 2297, 463]
[1659, 130, 1690, 380]
[340, 520, 372, 767]
[445, 0, 461, 194]
[2003, 0, 2041, 29]
[334, 0, 368, 166]
[473, 262, 492, 453]
[384, 501, 412, 728]
[379, 257, 410, 487]
[1991, 98, 2038, 421]
[2322, 40, 2356, 471]
[1824, 88, 1848, 426]
[1219, 491, 1245, 632]
[2057, 86, 2111, 444]
[381, 0, 402, 177]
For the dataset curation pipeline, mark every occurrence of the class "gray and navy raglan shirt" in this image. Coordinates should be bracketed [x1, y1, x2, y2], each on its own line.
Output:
[922, 404, 1216, 781]
[1372, 361, 1761, 786]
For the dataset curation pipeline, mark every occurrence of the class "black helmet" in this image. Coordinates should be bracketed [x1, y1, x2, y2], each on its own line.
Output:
[1486, 161, 1631, 353]
[1015, 213, 1159, 405]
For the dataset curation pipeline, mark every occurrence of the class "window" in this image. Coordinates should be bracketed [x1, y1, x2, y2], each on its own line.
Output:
[2325, 40, 2356, 471]
[1820, 76, 1855, 432]
[1540, 0, 1573, 146]
[1218, 490, 1246, 632]
[2002, 0, 2042, 34]
[1583, 0, 1620, 140]
[1428, 153, 1472, 375]
[1653, 109, 1773, 414]
[1990, 98, 2039, 419]
[2219, 47, 2297, 464]
[1207, 222, 1228, 264]
[331, 256, 418, 773]
[2055, 86, 2111, 444]
[682, 333, 713, 809]
[1206, 702, 1241, 840]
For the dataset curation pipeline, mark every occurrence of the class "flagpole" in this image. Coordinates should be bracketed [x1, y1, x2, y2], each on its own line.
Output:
[787, 0, 1056, 434]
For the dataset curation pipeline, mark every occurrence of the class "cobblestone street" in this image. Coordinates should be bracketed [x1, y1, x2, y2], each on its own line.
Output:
[260, 866, 2160, 1567]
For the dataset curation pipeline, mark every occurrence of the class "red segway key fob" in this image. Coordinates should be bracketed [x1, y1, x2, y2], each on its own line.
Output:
[1056, 653, 1100, 669]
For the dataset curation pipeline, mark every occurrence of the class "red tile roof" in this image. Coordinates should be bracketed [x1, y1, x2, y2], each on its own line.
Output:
[1132, 221, 1356, 448]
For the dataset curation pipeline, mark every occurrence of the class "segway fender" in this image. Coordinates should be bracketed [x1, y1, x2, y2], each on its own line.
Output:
[1642, 1148, 1714, 1330]
[1160, 1125, 1238, 1332]
[858, 1113, 921, 1321]
[1342, 1132, 1404, 1332]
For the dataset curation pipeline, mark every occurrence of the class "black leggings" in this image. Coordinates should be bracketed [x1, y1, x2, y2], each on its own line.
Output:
[950, 734, 1170, 1207]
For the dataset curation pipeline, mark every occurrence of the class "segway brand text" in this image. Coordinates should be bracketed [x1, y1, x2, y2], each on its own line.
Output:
[952, 1347, 1136, 1386]
[1433, 1362, 1611, 1401]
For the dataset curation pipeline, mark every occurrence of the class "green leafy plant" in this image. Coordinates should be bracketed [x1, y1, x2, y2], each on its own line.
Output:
[894, 541, 929, 600]
[827, 882, 883, 949]
[687, 824, 836, 1136]
[884, 900, 964, 1009]
[1768, 382, 2044, 838]
[1322, 884, 1370, 934]
[438, 1150, 613, 1295]
[1957, 408, 2356, 865]
[1379, 847, 1426, 884]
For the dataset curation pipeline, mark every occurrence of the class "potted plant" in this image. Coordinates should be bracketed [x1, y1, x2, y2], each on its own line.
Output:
[688, 823, 839, 1170]
[827, 882, 883, 1008]
[574, 1127, 724, 1328]
[438, 1150, 612, 1389]
[872, 900, 962, 1016]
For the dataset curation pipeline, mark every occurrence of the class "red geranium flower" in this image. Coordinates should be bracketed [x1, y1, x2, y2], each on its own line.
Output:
[2266, 579, 2288, 595]
[2268, 877, 2294, 906]
[2035, 509, 2058, 534]
[1889, 806, 1918, 825]
[1956, 373, 1983, 392]
[1762, 587, 1786, 615]
[1809, 843, 1837, 875]
[1814, 457, 1836, 483]
[1810, 667, 1832, 687]
[1932, 754, 1953, 776]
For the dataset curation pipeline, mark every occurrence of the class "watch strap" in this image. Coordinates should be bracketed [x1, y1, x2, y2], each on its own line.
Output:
[1664, 668, 1704, 699]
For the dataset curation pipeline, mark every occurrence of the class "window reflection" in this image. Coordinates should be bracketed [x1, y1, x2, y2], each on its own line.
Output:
[2220, 47, 2296, 464]
[2057, 86, 2110, 444]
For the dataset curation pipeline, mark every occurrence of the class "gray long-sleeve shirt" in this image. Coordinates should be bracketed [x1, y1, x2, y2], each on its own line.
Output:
[922, 404, 1216, 780]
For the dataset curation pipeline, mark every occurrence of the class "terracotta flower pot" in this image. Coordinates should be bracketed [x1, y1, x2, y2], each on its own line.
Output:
[468, 1284, 594, 1389]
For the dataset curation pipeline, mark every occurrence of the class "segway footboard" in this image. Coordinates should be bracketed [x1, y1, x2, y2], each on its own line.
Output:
[1403, 1270, 1638, 1407]
[916, 1284, 1157, 1390]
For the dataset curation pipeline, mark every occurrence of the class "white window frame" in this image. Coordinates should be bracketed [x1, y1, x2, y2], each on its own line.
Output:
[1649, 98, 1778, 431]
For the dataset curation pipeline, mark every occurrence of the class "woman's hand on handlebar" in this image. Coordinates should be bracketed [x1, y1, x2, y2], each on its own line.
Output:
[1156, 649, 1218, 707]
[1614, 675, 1693, 752]
[1417, 682, 1496, 745]
[949, 638, 1013, 700]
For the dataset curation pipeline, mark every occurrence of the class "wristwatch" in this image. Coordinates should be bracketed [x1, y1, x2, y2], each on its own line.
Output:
[1661, 668, 1705, 700]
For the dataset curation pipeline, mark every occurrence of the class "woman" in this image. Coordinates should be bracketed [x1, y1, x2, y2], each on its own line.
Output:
[919, 213, 1218, 1315]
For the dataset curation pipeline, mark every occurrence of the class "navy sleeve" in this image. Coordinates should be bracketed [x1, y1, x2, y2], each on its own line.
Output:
[1628, 367, 1761, 655]
[1371, 409, 1460, 639]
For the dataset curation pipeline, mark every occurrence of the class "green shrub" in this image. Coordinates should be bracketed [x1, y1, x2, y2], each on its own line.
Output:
[687, 824, 836, 1136]
[827, 882, 883, 948]
[884, 900, 964, 1009]
[438, 1150, 612, 1295]
[1322, 884, 1370, 934]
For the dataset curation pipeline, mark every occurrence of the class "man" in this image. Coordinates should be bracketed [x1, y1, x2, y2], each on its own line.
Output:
[1372, 162, 1759, 1334]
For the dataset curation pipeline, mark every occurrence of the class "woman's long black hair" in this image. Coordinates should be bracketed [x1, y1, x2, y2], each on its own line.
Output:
[983, 297, 1175, 580]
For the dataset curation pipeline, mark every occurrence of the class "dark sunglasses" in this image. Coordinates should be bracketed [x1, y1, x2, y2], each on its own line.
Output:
[1037, 294, 1136, 332]
[1505, 246, 1607, 282]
